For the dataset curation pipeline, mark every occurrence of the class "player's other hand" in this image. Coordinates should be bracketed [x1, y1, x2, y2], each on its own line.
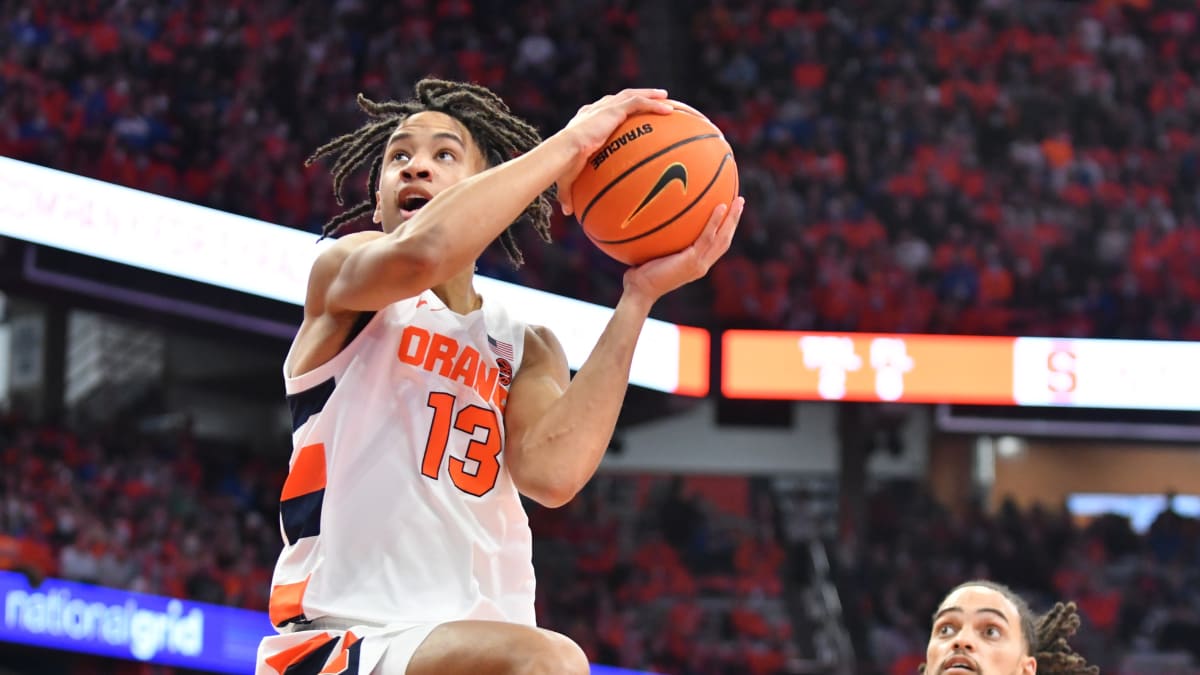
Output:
[555, 88, 674, 217]
[624, 196, 745, 302]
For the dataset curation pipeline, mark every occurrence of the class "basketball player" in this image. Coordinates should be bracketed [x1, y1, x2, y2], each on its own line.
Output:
[255, 79, 744, 675]
[924, 580, 1098, 674]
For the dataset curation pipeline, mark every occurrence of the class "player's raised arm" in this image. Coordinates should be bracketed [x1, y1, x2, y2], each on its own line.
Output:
[504, 196, 744, 508]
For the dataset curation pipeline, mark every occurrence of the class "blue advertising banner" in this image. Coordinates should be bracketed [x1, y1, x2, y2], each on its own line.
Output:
[0, 571, 267, 673]
[0, 572, 654, 674]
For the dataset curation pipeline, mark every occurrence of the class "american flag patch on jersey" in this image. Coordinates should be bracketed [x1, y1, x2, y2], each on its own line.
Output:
[487, 334, 514, 360]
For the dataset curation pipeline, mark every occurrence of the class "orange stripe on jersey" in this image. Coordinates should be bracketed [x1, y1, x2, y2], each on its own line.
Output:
[269, 575, 311, 627]
[281, 443, 327, 501]
[675, 326, 710, 396]
[318, 632, 361, 674]
[263, 631, 333, 674]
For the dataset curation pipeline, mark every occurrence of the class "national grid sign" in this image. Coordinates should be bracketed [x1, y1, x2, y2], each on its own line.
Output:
[0, 571, 657, 675]
[0, 570, 267, 673]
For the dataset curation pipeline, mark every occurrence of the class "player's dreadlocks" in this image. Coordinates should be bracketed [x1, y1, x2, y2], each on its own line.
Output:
[306, 78, 555, 267]
[920, 580, 1099, 675]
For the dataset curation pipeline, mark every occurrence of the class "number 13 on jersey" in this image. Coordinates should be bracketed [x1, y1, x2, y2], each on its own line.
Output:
[421, 391, 502, 497]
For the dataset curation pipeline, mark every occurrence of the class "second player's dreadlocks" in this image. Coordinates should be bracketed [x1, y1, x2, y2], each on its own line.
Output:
[306, 78, 555, 267]
[920, 580, 1099, 675]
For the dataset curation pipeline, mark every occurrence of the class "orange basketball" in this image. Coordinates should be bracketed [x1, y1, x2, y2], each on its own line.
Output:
[570, 104, 739, 266]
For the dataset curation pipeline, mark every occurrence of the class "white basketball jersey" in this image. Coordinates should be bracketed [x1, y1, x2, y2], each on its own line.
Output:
[267, 289, 535, 631]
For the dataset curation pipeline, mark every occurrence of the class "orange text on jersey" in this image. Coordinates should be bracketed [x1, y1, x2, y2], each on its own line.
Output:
[396, 326, 509, 413]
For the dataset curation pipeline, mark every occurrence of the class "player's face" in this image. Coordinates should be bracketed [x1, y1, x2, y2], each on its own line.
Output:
[925, 586, 1036, 675]
[374, 111, 487, 231]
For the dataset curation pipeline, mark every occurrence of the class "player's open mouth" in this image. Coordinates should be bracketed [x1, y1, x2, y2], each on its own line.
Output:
[941, 657, 978, 672]
[398, 190, 432, 219]
[402, 196, 430, 211]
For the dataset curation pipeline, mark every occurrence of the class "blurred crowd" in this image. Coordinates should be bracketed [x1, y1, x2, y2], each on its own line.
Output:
[0, 412, 280, 613]
[531, 474, 796, 674]
[696, 0, 1200, 338]
[6, 0, 1200, 337]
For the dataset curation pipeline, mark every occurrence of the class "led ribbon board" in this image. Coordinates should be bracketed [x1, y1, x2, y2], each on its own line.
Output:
[722, 330, 1200, 410]
[0, 157, 707, 395]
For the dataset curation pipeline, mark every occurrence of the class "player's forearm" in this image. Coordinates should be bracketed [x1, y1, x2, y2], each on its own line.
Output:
[517, 289, 656, 506]
[397, 131, 579, 279]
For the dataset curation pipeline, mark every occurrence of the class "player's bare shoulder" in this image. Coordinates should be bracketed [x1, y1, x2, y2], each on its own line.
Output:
[289, 231, 388, 377]
[521, 325, 567, 369]
[518, 324, 568, 379]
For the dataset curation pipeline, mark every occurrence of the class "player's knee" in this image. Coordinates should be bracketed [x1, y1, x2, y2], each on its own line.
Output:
[521, 631, 589, 675]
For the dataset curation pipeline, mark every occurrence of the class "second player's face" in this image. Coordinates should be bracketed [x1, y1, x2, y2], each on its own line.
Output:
[374, 111, 488, 231]
[925, 586, 1036, 675]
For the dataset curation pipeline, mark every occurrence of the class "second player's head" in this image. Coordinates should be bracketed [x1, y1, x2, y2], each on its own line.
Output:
[923, 580, 1097, 675]
[308, 78, 555, 267]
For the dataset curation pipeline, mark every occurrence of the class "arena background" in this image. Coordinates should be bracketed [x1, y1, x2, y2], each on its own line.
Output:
[3, 1, 1200, 674]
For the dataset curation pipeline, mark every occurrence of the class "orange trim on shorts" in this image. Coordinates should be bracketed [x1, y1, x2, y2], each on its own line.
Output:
[319, 632, 361, 674]
[263, 631, 333, 675]
[269, 575, 311, 627]
[675, 326, 710, 396]
[281, 443, 327, 500]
